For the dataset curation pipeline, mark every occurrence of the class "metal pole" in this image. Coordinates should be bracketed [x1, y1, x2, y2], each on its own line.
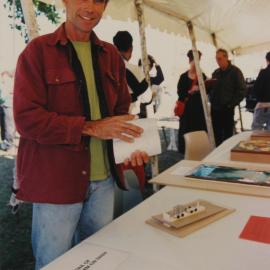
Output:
[134, 0, 151, 84]
[231, 51, 244, 132]
[20, 0, 39, 41]
[211, 32, 218, 48]
[187, 21, 216, 149]
[134, 0, 159, 181]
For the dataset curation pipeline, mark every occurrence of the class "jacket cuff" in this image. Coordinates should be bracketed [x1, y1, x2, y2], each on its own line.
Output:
[66, 117, 86, 144]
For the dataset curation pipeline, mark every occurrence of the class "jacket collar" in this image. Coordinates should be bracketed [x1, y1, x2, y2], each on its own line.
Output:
[47, 23, 107, 51]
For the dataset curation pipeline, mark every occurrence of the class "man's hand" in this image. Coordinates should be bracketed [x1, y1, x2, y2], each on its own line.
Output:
[82, 115, 143, 143]
[124, 150, 149, 167]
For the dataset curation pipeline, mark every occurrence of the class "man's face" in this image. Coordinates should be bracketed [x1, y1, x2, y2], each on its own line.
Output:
[216, 52, 229, 70]
[64, 0, 107, 39]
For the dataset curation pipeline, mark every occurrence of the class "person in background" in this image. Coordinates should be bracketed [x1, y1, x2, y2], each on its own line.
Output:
[113, 31, 164, 117]
[13, 0, 148, 269]
[252, 51, 270, 130]
[0, 71, 16, 151]
[0, 88, 5, 143]
[138, 55, 164, 117]
[210, 48, 246, 146]
[176, 50, 207, 154]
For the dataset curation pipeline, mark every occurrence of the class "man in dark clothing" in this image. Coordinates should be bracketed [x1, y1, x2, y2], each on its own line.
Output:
[210, 48, 246, 146]
[113, 31, 164, 116]
[252, 51, 270, 130]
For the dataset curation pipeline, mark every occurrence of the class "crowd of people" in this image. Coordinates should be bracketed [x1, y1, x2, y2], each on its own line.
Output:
[176, 48, 247, 153]
[175, 49, 270, 153]
[0, 0, 269, 269]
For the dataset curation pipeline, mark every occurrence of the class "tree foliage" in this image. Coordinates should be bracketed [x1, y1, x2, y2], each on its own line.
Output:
[3, 0, 60, 43]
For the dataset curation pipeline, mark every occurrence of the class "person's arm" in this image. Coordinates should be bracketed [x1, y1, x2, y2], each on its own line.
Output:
[13, 42, 85, 145]
[126, 68, 148, 101]
[231, 68, 247, 107]
[114, 56, 131, 115]
[253, 70, 264, 100]
[177, 73, 189, 101]
[150, 65, 164, 85]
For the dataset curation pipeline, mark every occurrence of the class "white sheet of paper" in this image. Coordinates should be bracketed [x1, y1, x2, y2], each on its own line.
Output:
[113, 118, 161, 164]
[42, 243, 130, 270]
[42, 242, 179, 270]
[117, 255, 180, 270]
[171, 166, 194, 176]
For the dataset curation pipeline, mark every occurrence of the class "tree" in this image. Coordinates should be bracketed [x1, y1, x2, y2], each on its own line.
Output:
[3, 0, 60, 42]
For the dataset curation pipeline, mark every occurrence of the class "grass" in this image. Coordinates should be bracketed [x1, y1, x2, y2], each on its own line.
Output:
[0, 153, 35, 270]
[0, 129, 182, 270]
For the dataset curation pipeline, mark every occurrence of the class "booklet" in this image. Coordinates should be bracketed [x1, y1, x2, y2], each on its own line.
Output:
[240, 216, 270, 245]
[42, 243, 129, 270]
[113, 118, 162, 164]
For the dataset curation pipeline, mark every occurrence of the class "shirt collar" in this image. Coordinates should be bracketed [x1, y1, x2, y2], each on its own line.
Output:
[47, 23, 107, 51]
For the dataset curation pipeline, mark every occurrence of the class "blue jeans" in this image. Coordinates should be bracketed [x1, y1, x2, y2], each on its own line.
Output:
[252, 107, 270, 130]
[32, 176, 114, 270]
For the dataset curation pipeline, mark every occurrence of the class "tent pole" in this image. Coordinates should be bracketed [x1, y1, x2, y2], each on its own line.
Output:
[231, 51, 244, 132]
[211, 33, 218, 48]
[134, 0, 159, 183]
[20, 0, 39, 41]
[134, 0, 151, 84]
[186, 21, 216, 149]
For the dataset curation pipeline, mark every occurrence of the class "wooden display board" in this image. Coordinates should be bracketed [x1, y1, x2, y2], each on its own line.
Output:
[150, 160, 270, 198]
[231, 140, 270, 163]
[146, 200, 235, 238]
[251, 130, 270, 141]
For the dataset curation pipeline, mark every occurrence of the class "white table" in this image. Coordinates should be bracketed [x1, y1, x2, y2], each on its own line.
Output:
[204, 131, 252, 163]
[43, 132, 270, 270]
[45, 186, 270, 270]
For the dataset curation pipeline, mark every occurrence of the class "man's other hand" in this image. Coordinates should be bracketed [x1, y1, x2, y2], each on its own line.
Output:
[124, 150, 149, 167]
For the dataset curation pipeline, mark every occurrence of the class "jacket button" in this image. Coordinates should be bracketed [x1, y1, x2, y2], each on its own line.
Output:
[55, 77, 60, 83]
[82, 170, 87, 175]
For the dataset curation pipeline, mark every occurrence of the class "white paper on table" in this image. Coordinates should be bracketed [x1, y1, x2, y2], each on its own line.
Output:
[171, 166, 194, 176]
[42, 243, 130, 270]
[117, 255, 180, 270]
[113, 118, 162, 164]
[42, 242, 179, 270]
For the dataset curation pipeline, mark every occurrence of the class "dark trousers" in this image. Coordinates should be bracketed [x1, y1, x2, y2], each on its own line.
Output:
[0, 106, 5, 141]
[211, 107, 235, 146]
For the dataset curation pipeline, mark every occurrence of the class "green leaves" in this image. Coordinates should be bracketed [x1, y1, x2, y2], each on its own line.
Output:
[3, 0, 60, 43]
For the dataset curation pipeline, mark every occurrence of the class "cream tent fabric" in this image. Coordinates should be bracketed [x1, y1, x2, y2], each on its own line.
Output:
[40, 0, 270, 55]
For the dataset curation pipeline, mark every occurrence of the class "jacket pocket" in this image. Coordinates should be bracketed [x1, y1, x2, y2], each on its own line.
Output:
[46, 68, 82, 115]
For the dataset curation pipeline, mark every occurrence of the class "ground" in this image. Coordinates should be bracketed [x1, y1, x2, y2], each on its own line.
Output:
[0, 129, 182, 270]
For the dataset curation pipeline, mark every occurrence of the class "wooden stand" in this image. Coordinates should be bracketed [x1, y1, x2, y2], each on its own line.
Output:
[231, 140, 270, 164]
[150, 160, 270, 198]
[251, 130, 270, 141]
[146, 200, 235, 238]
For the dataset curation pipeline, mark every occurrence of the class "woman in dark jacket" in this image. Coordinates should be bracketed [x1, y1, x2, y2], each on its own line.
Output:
[177, 50, 207, 154]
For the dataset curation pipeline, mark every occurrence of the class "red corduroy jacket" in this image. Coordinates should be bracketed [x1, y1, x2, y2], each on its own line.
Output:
[14, 24, 131, 203]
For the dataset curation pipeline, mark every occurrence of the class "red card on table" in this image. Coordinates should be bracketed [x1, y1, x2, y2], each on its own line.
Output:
[239, 216, 270, 244]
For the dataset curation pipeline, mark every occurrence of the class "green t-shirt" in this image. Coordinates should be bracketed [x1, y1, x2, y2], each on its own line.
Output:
[72, 41, 109, 181]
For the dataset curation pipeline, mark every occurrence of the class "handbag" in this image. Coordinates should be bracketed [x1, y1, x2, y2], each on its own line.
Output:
[174, 76, 198, 117]
[174, 97, 188, 117]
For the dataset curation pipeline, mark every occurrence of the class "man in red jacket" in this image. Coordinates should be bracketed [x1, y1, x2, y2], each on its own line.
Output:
[13, 0, 148, 269]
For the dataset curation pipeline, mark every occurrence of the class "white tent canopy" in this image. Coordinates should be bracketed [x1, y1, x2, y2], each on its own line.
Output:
[43, 0, 270, 55]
